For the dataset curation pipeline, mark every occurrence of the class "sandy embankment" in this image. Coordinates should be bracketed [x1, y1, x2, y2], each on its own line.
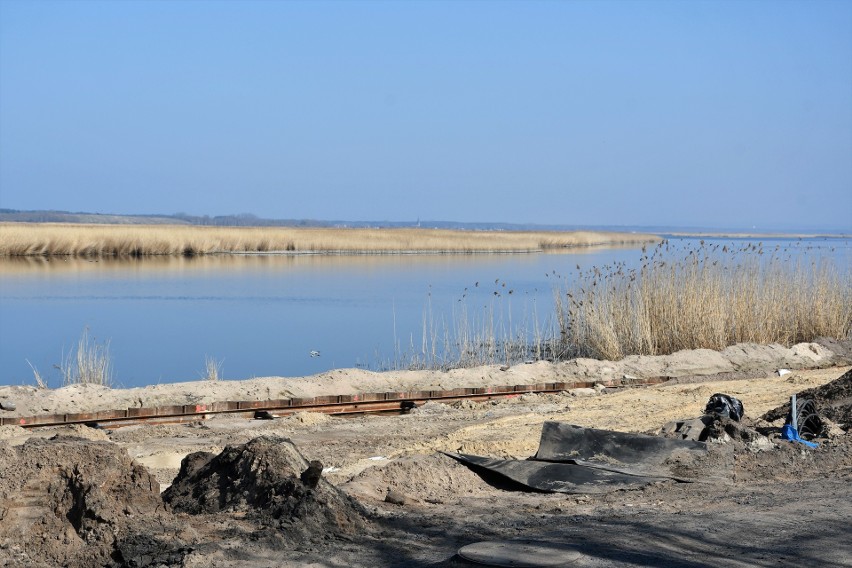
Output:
[1, 338, 849, 419]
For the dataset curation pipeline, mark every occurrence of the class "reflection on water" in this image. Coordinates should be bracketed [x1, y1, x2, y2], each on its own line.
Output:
[1, 237, 848, 389]
[0, 242, 646, 277]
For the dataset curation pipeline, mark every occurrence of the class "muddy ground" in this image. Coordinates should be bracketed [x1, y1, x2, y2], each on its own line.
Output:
[1, 344, 851, 567]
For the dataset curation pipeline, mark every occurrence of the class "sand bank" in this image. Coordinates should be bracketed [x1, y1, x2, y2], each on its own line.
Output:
[2, 339, 849, 419]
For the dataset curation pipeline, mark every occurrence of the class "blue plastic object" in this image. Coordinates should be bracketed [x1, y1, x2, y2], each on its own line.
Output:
[781, 424, 819, 448]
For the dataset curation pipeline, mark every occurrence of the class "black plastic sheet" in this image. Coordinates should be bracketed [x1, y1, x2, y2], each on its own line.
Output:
[445, 421, 708, 494]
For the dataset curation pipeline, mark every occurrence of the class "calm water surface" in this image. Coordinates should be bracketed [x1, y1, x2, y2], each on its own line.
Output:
[1, 237, 848, 388]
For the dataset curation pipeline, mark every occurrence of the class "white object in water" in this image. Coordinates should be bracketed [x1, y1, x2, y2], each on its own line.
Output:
[310, 350, 320, 357]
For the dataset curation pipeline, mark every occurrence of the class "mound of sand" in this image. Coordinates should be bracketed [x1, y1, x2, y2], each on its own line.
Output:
[163, 436, 365, 538]
[344, 453, 496, 505]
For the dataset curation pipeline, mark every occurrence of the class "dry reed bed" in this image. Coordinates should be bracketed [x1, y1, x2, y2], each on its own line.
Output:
[396, 240, 851, 370]
[555, 241, 852, 360]
[0, 223, 659, 257]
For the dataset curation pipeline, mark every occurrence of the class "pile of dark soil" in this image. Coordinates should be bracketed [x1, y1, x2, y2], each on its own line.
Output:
[0, 436, 189, 568]
[163, 436, 365, 538]
[763, 368, 852, 429]
[1, 435, 369, 567]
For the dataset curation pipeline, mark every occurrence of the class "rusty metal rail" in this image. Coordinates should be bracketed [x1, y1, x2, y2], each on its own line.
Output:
[1, 377, 669, 429]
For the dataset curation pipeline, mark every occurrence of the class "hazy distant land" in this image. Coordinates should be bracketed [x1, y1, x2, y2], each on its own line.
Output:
[1, 208, 848, 237]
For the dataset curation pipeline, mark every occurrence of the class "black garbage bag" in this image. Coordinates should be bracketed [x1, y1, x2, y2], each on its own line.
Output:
[705, 394, 744, 421]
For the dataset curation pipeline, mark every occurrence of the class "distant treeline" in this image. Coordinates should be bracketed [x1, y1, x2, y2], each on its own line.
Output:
[0, 209, 319, 227]
[1, 209, 847, 235]
[0, 209, 628, 231]
[0, 208, 600, 230]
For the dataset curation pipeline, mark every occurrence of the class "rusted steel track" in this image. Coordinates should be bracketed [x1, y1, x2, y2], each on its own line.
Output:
[1, 377, 669, 429]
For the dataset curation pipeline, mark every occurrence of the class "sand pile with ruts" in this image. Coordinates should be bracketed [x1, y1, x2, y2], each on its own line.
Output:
[0, 436, 188, 568]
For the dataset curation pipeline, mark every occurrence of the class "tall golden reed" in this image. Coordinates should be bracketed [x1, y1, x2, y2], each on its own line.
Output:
[555, 241, 852, 360]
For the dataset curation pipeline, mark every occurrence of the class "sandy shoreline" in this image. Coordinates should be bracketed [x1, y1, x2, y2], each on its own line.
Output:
[2, 339, 850, 419]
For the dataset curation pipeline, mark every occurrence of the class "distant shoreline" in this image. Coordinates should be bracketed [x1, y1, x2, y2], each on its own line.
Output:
[666, 231, 851, 239]
[3, 209, 847, 237]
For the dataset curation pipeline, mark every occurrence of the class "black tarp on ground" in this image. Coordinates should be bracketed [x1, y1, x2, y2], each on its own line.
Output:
[442, 453, 670, 494]
[445, 421, 709, 494]
[534, 422, 707, 478]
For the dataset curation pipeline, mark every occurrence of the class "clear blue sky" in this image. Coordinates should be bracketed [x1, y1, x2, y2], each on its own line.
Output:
[1, 0, 850, 230]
